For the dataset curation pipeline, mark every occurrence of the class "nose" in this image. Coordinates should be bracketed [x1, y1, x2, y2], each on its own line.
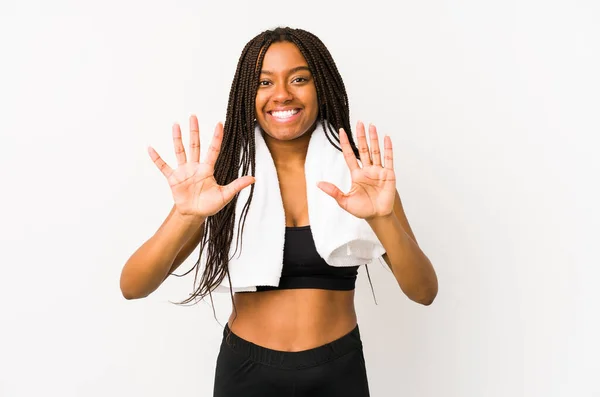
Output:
[272, 82, 293, 103]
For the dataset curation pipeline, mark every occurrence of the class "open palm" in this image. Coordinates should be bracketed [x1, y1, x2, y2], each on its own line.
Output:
[318, 122, 396, 220]
[148, 115, 255, 219]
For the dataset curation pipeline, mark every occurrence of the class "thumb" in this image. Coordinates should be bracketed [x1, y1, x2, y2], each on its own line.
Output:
[317, 181, 348, 209]
[222, 176, 256, 202]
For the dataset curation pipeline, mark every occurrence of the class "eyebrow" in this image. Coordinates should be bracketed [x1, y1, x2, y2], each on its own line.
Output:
[260, 66, 311, 75]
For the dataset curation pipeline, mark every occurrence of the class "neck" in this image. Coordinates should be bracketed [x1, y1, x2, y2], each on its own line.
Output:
[261, 125, 316, 168]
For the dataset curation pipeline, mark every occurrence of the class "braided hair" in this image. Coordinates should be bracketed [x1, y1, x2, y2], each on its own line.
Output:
[175, 27, 369, 307]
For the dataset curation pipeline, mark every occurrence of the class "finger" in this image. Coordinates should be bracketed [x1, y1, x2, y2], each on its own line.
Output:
[384, 135, 394, 170]
[356, 121, 372, 166]
[189, 115, 200, 163]
[148, 146, 173, 178]
[317, 181, 348, 210]
[172, 123, 187, 166]
[339, 128, 359, 172]
[204, 122, 223, 168]
[369, 124, 382, 167]
[221, 176, 256, 203]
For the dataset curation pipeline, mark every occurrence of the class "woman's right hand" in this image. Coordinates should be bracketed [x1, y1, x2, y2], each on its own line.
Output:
[148, 115, 255, 220]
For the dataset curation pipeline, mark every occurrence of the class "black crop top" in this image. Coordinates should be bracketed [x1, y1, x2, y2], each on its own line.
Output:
[256, 225, 359, 292]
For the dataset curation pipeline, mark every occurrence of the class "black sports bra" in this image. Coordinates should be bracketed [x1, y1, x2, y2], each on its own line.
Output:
[256, 225, 359, 292]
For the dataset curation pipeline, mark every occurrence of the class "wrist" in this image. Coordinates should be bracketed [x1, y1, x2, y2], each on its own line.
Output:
[172, 209, 206, 227]
[366, 211, 395, 225]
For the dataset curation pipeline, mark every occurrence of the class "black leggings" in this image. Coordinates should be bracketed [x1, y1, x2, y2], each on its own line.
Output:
[213, 324, 371, 397]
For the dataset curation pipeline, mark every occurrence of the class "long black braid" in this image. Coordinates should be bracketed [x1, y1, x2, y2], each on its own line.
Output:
[173, 27, 377, 310]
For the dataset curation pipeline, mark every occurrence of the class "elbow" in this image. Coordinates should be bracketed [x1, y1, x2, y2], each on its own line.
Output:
[121, 288, 143, 300]
[402, 286, 438, 306]
[417, 282, 438, 306]
[415, 264, 438, 306]
[406, 278, 438, 306]
[119, 274, 149, 300]
[120, 284, 141, 300]
[417, 291, 437, 306]
[120, 286, 148, 300]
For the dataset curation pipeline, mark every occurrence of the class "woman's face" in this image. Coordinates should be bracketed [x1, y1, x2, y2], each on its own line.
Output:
[255, 41, 319, 141]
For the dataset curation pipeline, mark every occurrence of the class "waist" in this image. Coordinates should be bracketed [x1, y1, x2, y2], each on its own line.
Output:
[229, 288, 356, 351]
[221, 322, 363, 369]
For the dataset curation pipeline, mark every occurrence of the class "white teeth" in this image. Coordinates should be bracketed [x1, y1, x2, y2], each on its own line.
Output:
[271, 109, 299, 119]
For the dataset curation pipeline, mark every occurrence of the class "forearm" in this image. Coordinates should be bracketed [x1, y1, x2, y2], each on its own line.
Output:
[120, 209, 205, 299]
[367, 214, 438, 305]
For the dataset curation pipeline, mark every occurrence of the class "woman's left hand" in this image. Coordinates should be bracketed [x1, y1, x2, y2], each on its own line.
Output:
[318, 121, 396, 220]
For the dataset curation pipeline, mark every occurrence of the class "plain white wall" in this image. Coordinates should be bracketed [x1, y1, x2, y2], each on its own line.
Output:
[1, 1, 598, 396]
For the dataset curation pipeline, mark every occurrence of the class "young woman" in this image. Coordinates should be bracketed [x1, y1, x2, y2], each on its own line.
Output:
[120, 27, 438, 397]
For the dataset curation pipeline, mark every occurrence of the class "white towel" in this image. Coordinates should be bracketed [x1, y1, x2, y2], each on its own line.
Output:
[205, 122, 386, 293]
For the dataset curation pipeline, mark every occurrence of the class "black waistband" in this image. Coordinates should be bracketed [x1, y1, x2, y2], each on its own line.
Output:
[221, 324, 363, 370]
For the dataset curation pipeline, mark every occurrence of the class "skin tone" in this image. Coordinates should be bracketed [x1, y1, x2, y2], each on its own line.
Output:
[230, 42, 358, 350]
[253, 41, 319, 226]
[231, 41, 438, 350]
[133, 41, 437, 352]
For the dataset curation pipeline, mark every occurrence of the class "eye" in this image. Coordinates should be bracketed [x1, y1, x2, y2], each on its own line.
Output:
[292, 77, 308, 83]
[259, 80, 272, 86]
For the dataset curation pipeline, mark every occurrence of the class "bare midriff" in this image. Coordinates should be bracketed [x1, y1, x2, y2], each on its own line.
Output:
[227, 288, 357, 352]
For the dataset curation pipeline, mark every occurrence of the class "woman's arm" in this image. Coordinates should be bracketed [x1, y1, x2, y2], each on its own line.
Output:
[119, 204, 205, 300]
[368, 190, 438, 305]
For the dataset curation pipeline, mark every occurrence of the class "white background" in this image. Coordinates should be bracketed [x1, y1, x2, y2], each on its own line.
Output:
[1, 1, 598, 396]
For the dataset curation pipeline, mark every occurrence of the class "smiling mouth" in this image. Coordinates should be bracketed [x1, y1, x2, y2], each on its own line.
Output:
[268, 108, 301, 122]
